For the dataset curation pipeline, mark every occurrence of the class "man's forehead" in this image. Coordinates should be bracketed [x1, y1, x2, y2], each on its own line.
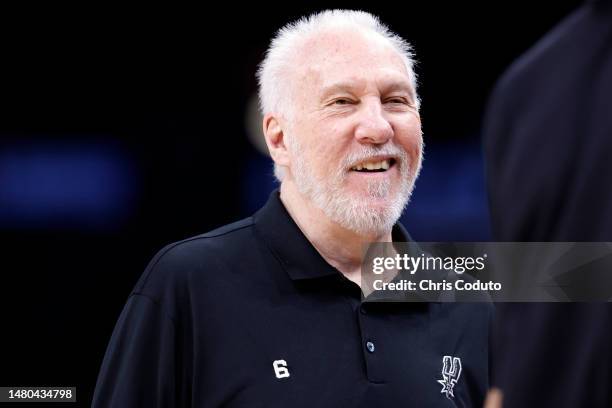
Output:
[295, 29, 409, 83]
[301, 26, 383, 51]
[303, 29, 399, 61]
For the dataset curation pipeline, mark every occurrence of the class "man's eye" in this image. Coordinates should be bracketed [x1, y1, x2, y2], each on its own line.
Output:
[333, 98, 353, 105]
[385, 98, 408, 104]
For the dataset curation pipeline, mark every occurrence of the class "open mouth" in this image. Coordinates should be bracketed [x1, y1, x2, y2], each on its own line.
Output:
[350, 158, 396, 173]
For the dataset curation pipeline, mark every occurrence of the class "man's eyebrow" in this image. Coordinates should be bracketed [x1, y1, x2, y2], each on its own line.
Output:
[381, 81, 416, 103]
[319, 82, 360, 100]
[319, 80, 414, 100]
[382, 81, 413, 93]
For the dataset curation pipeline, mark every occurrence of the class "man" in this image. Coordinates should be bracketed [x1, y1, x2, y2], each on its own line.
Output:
[483, 0, 612, 406]
[93, 10, 491, 407]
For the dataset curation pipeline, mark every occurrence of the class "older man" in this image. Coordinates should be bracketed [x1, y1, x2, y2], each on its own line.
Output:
[93, 10, 491, 407]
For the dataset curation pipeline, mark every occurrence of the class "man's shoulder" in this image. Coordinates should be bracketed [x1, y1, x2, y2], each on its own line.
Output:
[198, 216, 255, 239]
[133, 216, 259, 294]
[151, 216, 255, 264]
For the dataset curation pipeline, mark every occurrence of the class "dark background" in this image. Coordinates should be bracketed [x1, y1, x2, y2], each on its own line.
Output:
[0, 2, 581, 406]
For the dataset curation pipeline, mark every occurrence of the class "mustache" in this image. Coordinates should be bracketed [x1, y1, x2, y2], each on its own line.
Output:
[341, 144, 409, 170]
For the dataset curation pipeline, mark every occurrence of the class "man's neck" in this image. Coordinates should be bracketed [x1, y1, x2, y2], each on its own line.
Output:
[279, 180, 392, 286]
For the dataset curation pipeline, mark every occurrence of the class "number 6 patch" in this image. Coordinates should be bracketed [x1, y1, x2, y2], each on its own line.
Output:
[273, 359, 290, 379]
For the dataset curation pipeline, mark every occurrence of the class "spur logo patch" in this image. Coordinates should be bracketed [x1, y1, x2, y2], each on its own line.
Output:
[437, 355, 462, 399]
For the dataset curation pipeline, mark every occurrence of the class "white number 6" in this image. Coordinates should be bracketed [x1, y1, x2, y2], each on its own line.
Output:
[273, 359, 290, 379]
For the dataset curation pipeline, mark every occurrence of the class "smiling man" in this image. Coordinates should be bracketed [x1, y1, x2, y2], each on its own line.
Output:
[93, 10, 491, 407]
[261, 16, 423, 288]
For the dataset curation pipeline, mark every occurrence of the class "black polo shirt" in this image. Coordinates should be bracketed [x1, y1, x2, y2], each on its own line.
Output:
[92, 190, 492, 407]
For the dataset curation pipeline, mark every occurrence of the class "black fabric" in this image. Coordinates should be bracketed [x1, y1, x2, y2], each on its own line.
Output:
[92, 190, 492, 407]
[483, 3, 612, 407]
[484, 4, 612, 242]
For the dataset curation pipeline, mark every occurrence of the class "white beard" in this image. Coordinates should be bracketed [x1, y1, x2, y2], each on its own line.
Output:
[289, 141, 421, 236]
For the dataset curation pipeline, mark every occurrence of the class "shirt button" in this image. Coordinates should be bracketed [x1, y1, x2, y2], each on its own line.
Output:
[366, 341, 375, 353]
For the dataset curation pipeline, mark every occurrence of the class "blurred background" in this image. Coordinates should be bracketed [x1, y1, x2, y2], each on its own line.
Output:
[0, 2, 583, 406]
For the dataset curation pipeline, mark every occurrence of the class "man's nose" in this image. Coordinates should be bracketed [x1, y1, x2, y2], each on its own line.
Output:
[354, 101, 393, 144]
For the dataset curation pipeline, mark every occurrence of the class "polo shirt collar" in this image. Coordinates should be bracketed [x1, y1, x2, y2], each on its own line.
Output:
[253, 189, 411, 281]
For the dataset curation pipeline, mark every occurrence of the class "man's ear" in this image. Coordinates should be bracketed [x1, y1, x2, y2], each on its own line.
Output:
[262, 113, 291, 167]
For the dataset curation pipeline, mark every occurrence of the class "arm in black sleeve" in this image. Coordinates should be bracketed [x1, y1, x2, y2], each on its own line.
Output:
[92, 293, 177, 408]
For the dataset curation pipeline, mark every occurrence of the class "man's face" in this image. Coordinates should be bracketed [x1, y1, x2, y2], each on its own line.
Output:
[283, 29, 423, 235]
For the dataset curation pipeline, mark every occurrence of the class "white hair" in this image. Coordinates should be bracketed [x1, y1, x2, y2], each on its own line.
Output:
[256, 9, 420, 181]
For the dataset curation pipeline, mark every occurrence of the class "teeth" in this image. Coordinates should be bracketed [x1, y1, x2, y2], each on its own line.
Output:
[351, 159, 392, 171]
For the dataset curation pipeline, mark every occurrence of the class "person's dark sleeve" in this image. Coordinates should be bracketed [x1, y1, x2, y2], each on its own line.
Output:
[91, 293, 177, 407]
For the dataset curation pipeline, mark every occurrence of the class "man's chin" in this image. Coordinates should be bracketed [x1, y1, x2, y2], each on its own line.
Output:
[345, 188, 400, 207]
[333, 194, 404, 234]
[298, 181, 408, 235]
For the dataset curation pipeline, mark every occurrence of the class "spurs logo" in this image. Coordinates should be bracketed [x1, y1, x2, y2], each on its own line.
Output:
[437, 355, 462, 399]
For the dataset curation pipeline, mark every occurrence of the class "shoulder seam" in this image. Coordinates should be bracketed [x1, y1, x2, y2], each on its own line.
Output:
[139, 218, 254, 289]
[200, 218, 254, 238]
